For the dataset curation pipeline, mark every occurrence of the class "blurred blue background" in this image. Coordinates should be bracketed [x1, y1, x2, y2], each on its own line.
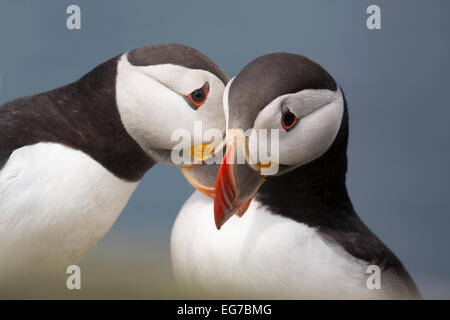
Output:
[1, 0, 449, 298]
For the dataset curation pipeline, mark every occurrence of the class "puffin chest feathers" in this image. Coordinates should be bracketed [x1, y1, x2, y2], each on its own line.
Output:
[171, 192, 388, 299]
[0, 142, 138, 270]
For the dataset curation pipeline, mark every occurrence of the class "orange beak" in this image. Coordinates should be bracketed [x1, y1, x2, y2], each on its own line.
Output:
[213, 131, 265, 229]
[181, 139, 226, 199]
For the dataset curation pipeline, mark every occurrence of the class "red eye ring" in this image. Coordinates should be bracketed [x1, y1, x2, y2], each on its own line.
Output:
[185, 82, 210, 110]
[280, 106, 298, 131]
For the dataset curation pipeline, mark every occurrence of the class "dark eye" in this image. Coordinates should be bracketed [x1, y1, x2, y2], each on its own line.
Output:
[184, 82, 210, 110]
[191, 89, 205, 102]
[280, 105, 298, 131]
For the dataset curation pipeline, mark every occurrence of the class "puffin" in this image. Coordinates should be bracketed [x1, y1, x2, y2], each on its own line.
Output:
[171, 53, 422, 299]
[0, 44, 228, 277]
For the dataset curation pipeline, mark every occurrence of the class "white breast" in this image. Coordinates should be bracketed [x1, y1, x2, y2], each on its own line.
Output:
[0, 143, 138, 278]
[171, 191, 389, 299]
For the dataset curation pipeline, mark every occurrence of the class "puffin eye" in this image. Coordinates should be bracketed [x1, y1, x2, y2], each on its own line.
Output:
[280, 105, 299, 131]
[184, 82, 210, 110]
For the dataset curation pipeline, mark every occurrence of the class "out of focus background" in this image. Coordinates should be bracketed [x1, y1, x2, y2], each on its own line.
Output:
[1, 0, 449, 299]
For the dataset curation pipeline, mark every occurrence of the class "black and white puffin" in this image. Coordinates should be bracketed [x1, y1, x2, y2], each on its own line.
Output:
[171, 53, 422, 299]
[0, 44, 228, 275]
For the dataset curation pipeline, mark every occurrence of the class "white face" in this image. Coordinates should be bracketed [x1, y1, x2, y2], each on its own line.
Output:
[115, 54, 226, 161]
[249, 87, 344, 168]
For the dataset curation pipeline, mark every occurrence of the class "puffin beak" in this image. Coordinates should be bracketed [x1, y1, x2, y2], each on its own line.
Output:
[213, 129, 267, 229]
[181, 163, 219, 198]
[181, 139, 226, 199]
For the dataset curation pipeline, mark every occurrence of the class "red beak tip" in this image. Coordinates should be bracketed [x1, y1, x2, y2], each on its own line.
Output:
[214, 216, 224, 230]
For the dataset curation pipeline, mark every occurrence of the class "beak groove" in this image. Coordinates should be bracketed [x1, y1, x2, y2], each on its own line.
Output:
[214, 143, 236, 228]
[213, 131, 265, 229]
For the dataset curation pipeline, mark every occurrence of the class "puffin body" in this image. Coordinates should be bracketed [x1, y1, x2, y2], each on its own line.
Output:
[171, 53, 421, 299]
[173, 192, 404, 299]
[0, 143, 139, 272]
[0, 44, 228, 275]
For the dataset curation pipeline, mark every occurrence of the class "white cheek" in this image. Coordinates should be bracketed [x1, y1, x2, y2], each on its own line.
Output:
[195, 85, 226, 142]
[144, 64, 205, 93]
[279, 98, 344, 166]
[115, 55, 226, 153]
[143, 63, 227, 138]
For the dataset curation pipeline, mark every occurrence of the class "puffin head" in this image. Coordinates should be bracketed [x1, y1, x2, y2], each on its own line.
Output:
[214, 53, 347, 229]
[115, 44, 228, 194]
